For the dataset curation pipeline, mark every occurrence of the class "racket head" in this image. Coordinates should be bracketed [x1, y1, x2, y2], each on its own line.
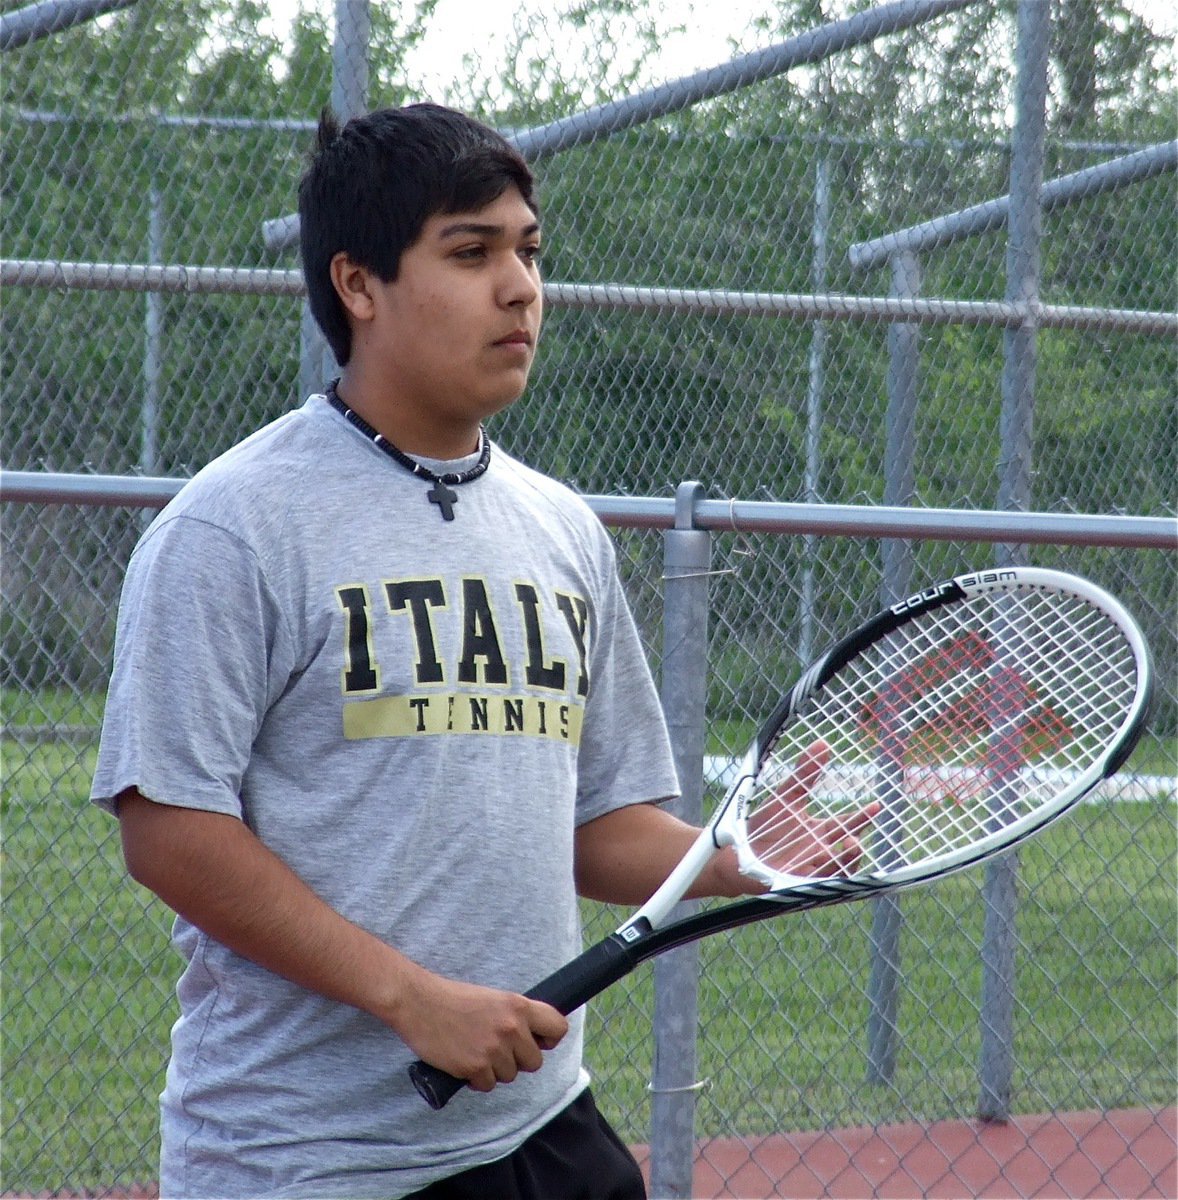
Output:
[723, 567, 1153, 894]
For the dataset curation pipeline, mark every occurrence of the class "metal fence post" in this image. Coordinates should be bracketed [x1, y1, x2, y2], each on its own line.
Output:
[299, 0, 368, 401]
[801, 152, 831, 666]
[867, 247, 922, 1085]
[978, 0, 1051, 1124]
[141, 178, 162, 477]
[651, 481, 711, 1199]
[882, 248, 922, 583]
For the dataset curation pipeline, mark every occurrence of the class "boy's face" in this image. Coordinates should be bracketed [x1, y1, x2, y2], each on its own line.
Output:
[344, 185, 543, 448]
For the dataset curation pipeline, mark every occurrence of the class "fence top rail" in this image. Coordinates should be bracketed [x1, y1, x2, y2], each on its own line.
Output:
[9, 108, 1155, 156]
[0, 0, 137, 52]
[849, 139, 1178, 271]
[4, 260, 1175, 336]
[260, 0, 981, 253]
[3, 471, 1175, 550]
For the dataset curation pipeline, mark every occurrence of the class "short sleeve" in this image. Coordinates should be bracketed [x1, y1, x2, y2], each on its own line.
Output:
[90, 515, 294, 819]
[572, 556, 680, 825]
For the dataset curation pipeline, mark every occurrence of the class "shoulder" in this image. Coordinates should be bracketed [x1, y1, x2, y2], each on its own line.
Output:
[167, 399, 327, 512]
[139, 397, 337, 552]
[492, 447, 610, 551]
[484, 450, 627, 605]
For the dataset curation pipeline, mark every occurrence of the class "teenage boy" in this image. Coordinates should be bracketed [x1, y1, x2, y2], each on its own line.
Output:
[91, 104, 871, 1199]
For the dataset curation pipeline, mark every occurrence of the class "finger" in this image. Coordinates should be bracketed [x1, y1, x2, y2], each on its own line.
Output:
[467, 1066, 497, 1093]
[844, 800, 882, 834]
[469, 1037, 537, 1091]
[755, 824, 821, 869]
[842, 835, 868, 870]
[528, 1001, 569, 1048]
[805, 833, 863, 877]
[773, 739, 831, 808]
[750, 745, 830, 840]
[815, 801, 880, 843]
[832, 834, 865, 873]
[506, 1032, 544, 1080]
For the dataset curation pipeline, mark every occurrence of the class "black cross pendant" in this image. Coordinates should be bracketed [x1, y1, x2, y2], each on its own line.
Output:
[427, 480, 459, 521]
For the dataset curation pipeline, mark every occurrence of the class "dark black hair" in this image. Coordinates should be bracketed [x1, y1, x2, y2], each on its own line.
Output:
[297, 103, 537, 365]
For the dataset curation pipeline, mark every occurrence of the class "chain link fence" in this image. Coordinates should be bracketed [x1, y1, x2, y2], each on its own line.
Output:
[2, 0, 1175, 1195]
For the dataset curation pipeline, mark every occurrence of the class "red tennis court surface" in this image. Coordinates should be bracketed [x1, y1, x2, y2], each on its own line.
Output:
[634, 1107, 1177, 1198]
[9, 1107, 1174, 1198]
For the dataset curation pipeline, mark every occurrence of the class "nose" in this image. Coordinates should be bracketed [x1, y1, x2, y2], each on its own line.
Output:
[499, 255, 540, 309]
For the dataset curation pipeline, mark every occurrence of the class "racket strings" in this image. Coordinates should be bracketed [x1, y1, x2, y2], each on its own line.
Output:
[744, 586, 1140, 878]
[1000, 596, 1137, 767]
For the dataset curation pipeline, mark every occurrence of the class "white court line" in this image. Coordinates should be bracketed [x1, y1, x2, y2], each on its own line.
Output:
[703, 757, 1177, 803]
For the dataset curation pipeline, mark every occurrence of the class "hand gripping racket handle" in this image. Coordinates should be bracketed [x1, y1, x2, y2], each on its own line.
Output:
[408, 931, 642, 1109]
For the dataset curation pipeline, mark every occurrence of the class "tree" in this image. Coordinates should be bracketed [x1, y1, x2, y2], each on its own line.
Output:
[2, 0, 1173, 699]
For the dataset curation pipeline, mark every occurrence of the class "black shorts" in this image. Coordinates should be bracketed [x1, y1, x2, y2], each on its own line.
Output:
[405, 1088, 646, 1200]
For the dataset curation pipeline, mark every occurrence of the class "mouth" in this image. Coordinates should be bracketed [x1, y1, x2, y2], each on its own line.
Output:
[493, 330, 533, 349]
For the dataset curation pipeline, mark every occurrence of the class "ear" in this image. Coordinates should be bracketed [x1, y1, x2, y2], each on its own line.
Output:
[329, 253, 378, 323]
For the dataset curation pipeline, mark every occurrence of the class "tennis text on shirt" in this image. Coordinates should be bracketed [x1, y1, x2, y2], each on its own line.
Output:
[335, 577, 591, 745]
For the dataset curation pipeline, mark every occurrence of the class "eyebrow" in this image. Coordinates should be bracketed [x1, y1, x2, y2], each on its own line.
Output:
[435, 220, 542, 240]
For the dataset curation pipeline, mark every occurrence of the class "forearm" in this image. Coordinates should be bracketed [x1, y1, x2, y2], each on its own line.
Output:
[574, 803, 751, 906]
[116, 788, 419, 1029]
[116, 788, 569, 1087]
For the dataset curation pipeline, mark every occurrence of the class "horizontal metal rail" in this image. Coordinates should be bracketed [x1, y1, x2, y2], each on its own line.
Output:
[8, 108, 1148, 157]
[260, 0, 982, 252]
[0, 0, 136, 51]
[4, 471, 1175, 550]
[546, 282, 1177, 335]
[4, 260, 1175, 336]
[1, 259, 307, 296]
[849, 140, 1178, 271]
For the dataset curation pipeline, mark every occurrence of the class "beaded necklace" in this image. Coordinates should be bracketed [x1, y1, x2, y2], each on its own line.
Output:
[326, 380, 489, 522]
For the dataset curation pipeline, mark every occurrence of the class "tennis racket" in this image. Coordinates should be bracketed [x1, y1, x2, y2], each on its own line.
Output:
[409, 566, 1153, 1109]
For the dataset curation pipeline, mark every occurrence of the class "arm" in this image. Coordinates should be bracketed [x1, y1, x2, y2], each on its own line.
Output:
[573, 802, 736, 905]
[117, 788, 567, 1091]
[575, 744, 876, 906]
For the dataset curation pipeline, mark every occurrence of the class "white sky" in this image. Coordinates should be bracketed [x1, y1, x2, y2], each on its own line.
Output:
[413, 0, 1174, 90]
[260, 0, 806, 98]
[265, 0, 1176, 101]
[402, 0, 787, 93]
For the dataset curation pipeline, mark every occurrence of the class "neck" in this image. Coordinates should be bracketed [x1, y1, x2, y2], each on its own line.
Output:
[333, 369, 480, 460]
[326, 381, 491, 524]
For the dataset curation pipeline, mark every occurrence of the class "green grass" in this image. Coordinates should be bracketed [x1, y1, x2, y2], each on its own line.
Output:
[2, 738, 175, 1190]
[3, 731, 1175, 1192]
[2, 684, 105, 729]
[584, 800, 1177, 1143]
[1131, 731, 1178, 777]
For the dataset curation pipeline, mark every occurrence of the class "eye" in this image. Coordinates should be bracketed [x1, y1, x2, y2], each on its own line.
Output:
[520, 243, 542, 265]
[453, 245, 488, 262]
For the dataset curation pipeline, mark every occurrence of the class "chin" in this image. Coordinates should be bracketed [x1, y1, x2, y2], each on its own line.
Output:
[480, 380, 531, 417]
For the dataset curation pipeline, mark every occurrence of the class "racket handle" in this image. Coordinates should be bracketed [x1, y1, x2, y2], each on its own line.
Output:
[407, 1060, 467, 1111]
[524, 929, 642, 1012]
[408, 932, 641, 1109]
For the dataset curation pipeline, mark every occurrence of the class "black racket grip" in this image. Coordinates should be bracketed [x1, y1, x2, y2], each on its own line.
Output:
[408, 1060, 468, 1111]
[408, 932, 641, 1110]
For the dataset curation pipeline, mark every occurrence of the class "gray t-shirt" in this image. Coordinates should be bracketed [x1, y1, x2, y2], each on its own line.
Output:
[91, 394, 678, 1198]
